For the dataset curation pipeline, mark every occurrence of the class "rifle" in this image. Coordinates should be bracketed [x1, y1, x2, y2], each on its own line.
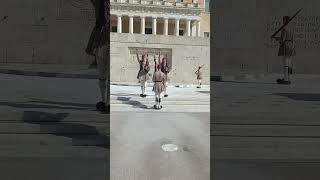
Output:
[270, 8, 302, 39]
[195, 64, 205, 73]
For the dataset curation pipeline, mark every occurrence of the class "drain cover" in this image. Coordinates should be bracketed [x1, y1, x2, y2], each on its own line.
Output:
[161, 144, 178, 152]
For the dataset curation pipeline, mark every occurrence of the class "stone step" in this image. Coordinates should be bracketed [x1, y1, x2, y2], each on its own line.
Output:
[111, 104, 210, 112]
[0, 109, 108, 122]
[0, 144, 108, 158]
[212, 136, 320, 160]
[110, 96, 209, 102]
[213, 124, 320, 137]
[0, 134, 109, 148]
[212, 114, 320, 125]
[110, 99, 209, 105]
[111, 83, 210, 88]
[0, 122, 108, 135]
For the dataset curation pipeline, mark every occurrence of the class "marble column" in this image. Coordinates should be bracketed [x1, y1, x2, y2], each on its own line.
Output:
[163, 17, 168, 35]
[186, 19, 191, 36]
[129, 15, 134, 34]
[117, 15, 122, 33]
[175, 18, 180, 36]
[197, 20, 201, 37]
[140, 16, 145, 34]
[152, 17, 157, 35]
[191, 20, 197, 36]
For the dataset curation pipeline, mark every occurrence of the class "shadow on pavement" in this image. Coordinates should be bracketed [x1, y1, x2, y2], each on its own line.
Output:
[117, 96, 149, 109]
[0, 101, 95, 111]
[273, 93, 320, 101]
[218, 80, 275, 85]
[111, 83, 140, 87]
[197, 91, 210, 94]
[111, 93, 140, 97]
[23, 111, 109, 149]
[28, 100, 96, 108]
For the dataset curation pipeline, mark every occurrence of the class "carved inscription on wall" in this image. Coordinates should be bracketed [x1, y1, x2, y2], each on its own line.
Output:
[184, 56, 200, 62]
[128, 48, 172, 69]
[265, 15, 320, 49]
[56, 0, 95, 21]
[20, 25, 48, 44]
[183, 56, 201, 70]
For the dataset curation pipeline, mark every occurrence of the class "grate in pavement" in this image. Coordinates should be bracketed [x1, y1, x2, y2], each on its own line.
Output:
[161, 143, 178, 152]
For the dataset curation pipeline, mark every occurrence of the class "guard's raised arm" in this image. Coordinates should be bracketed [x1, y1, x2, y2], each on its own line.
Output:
[136, 49, 141, 61]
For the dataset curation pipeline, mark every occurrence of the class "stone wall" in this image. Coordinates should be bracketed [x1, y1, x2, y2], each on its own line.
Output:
[0, 0, 96, 65]
[212, 0, 320, 75]
[201, 12, 210, 36]
[0, 0, 210, 84]
[110, 33, 210, 84]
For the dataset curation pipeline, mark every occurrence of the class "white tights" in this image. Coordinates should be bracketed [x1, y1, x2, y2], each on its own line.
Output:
[283, 56, 292, 81]
[140, 81, 147, 94]
[155, 92, 162, 108]
[164, 82, 168, 95]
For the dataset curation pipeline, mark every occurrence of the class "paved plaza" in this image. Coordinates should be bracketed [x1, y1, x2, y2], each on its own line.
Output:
[2, 70, 320, 179]
[0, 73, 108, 180]
[0, 73, 210, 180]
[111, 83, 210, 112]
[212, 74, 320, 180]
[110, 83, 210, 179]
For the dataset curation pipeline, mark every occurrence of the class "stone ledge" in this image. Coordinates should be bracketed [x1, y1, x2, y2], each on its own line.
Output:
[0, 68, 97, 79]
[211, 74, 270, 82]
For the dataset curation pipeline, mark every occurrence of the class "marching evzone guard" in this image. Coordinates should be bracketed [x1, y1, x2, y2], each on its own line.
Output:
[86, 0, 109, 113]
[275, 16, 295, 84]
[160, 53, 170, 97]
[195, 66, 203, 88]
[136, 50, 150, 97]
[153, 59, 166, 109]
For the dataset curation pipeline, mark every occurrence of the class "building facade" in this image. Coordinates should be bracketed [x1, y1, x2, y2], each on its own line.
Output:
[110, 0, 210, 37]
[0, 0, 210, 84]
[110, 0, 210, 84]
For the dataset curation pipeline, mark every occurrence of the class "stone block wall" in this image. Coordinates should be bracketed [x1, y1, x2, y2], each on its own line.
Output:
[212, 0, 320, 75]
[0, 0, 210, 84]
[110, 33, 210, 84]
[0, 0, 96, 65]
